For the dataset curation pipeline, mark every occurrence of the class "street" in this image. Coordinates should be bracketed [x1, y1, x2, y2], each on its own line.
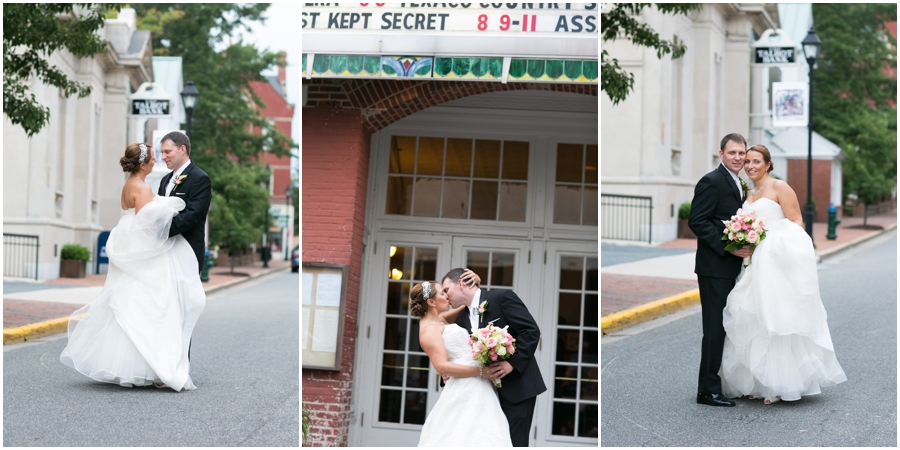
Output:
[601, 230, 897, 446]
[3, 271, 299, 447]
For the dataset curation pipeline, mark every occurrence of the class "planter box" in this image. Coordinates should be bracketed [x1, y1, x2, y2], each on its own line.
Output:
[677, 219, 696, 239]
[60, 259, 86, 278]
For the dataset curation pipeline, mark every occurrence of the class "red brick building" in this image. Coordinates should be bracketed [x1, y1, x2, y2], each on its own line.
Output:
[250, 53, 296, 258]
[302, 4, 598, 447]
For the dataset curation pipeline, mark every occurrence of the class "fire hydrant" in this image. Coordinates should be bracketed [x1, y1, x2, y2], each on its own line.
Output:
[826, 203, 841, 240]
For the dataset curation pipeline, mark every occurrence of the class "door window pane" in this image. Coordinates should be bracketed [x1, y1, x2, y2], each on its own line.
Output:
[466, 251, 515, 288]
[556, 143, 584, 182]
[385, 135, 528, 222]
[379, 246, 439, 426]
[552, 255, 598, 440]
[554, 185, 582, 225]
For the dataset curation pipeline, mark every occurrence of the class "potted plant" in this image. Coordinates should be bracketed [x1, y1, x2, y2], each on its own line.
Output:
[302, 399, 312, 445]
[60, 244, 91, 278]
[677, 202, 695, 239]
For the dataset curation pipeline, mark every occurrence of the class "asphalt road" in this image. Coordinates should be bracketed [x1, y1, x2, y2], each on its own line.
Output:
[3, 270, 300, 447]
[600, 244, 694, 267]
[601, 230, 897, 447]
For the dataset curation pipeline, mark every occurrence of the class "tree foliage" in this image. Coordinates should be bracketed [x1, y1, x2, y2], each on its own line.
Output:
[811, 3, 897, 217]
[129, 4, 297, 252]
[601, 3, 701, 105]
[3, 4, 117, 137]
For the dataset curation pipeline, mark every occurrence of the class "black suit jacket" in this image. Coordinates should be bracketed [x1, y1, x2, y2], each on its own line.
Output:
[688, 163, 745, 280]
[454, 289, 547, 404]
[158, 161, 212, 271]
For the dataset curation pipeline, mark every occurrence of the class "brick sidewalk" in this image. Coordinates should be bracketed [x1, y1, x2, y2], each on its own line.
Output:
[3, 259, 291, 330]
[602, 209, 897, 319]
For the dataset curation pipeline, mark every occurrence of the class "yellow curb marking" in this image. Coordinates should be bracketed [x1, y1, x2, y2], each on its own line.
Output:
[601, 288, 700, 335]
[3, 316, 71, 345]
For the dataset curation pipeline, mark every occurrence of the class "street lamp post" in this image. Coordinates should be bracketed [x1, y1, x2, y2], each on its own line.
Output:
[284, 185, 292, 261]
[802, 27, 822, 241]
[180, 79, 200, 137]
[263, 165, 271, 268]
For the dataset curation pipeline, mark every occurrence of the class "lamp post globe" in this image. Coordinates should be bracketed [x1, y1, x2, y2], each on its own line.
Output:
[801, 27, 821, 241]
[180, 79, 200, 137]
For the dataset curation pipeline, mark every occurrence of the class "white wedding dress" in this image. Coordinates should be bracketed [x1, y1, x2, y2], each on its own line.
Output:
[60, 196, 206, 392]
[418, 323, 512, 447]
[720, 197, 847, 401]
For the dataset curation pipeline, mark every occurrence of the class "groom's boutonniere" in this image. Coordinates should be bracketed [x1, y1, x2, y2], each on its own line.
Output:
[477, 301, 489, 317]
[173, 174, 188, 186]
[739, 179, 750, 192]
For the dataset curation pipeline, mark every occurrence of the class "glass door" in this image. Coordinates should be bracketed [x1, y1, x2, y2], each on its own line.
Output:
[539, 242, 599, 446]
[356, 233, 451, 446]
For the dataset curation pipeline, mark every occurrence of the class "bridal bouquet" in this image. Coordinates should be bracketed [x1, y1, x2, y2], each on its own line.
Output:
[469, 323, 516, 388]
[721, 209, 767, 267]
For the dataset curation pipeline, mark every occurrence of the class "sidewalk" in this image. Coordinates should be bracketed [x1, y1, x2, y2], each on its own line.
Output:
[3, 258, 293, 344]
[601, 210, 897, 334]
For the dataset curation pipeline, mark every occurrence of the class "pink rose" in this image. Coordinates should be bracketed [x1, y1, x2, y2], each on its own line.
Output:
[486, 337, 498, 348]
[490, 352, 498, 361]
[473, 341, 485, 352]
[730, 222, 741, 232]
[741, 222, 751, 231]
[507, 343, 515, 354]
[747, 231, 758, 244]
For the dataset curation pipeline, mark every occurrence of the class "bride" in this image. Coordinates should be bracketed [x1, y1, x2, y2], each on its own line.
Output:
[720, 144, 847, 404]
[410, 272, 512, 447]
[60, 143, 206, 392]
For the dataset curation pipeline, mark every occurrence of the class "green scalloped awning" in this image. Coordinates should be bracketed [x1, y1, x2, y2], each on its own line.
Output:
[303, 54, 598, 84]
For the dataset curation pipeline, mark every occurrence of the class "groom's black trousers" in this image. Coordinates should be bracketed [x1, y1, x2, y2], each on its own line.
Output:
[697, 275, 736, 394]
[499, 395, 536, 447]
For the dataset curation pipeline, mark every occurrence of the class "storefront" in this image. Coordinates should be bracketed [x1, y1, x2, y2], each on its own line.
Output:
[302, 4, 597, 446]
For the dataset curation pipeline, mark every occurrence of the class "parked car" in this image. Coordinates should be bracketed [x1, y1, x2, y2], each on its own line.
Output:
[291, 245, 299, 272]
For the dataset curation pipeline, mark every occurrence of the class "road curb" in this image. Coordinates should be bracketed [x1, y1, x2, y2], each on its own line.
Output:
[817, 222, 897, 261]
[2, 265, 292, 345]
[601, 288, 700, 335]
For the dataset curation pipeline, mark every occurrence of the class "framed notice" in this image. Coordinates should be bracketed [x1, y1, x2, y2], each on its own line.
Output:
[772, 82, 808, 128]
[302, 263, 348, 371]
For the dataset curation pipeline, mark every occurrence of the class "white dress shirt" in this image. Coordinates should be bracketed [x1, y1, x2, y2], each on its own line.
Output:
[165, 160, 192, 196]
[722, 163, 742, 198]
[468, 288, 482, 330]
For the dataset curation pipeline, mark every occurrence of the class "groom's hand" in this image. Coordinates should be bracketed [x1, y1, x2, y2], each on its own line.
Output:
[487, 361, 513, 379]
[729, 246, 754, 258]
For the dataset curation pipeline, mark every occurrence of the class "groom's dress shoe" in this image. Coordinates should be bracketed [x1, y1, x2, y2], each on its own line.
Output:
[696, 392, 736, 407]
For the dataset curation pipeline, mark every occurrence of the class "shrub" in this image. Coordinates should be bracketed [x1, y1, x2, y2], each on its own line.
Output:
[678, 202, 691, 220]
[61, 244, 91, 261]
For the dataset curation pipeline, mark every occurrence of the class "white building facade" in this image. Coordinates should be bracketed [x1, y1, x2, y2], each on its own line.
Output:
[601, 4, 779, 243]
[3, 8, 153, 279]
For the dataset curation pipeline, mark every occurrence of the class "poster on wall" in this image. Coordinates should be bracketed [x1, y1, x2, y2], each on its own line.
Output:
[772, 82, 808, 128]
[302, 263, 348, 371]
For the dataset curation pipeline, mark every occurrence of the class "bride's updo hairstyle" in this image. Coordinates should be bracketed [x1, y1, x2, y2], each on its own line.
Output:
[747, 144, 774, 173]
[120, 143, 151, 174]
[409, 281, 437, 318]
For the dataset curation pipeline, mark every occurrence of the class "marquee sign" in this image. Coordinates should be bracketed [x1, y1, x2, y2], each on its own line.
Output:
[302, 4, 598, 59]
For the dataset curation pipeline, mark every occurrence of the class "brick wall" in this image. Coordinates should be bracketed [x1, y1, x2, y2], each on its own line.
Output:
[303, 78, 598, 132]
[301, 107, 370, 447]
[786, 159, 833, 222]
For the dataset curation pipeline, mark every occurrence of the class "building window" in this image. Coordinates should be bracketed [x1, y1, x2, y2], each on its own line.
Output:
[386, 136, 529, 222]
[552, 256, 598, 438]
[553, 143, 598, 226]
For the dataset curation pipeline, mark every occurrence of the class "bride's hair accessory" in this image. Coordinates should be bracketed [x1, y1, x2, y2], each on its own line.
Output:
[422, 282, 432, 300]
[138, 143, 149, 163]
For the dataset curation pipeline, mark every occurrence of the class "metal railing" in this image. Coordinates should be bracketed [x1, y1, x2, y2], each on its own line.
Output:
[3, 233, 39, 280]
[601, 194, 653, 244]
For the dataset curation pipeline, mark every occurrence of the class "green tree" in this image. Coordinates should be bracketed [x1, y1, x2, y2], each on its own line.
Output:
[127, 4, 297, 254]
[812, 3, 897, 224]
[3, 4, 117, 137]
[601, 3, 701, 105]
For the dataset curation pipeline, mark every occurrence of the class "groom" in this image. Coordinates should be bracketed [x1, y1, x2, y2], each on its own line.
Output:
[158, 131, 212, 272]
[688, 133, 754, 407]
[441, 268, 546, 447]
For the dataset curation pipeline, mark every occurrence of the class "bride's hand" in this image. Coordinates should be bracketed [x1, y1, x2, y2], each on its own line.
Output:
[461, 268, 481, 287]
